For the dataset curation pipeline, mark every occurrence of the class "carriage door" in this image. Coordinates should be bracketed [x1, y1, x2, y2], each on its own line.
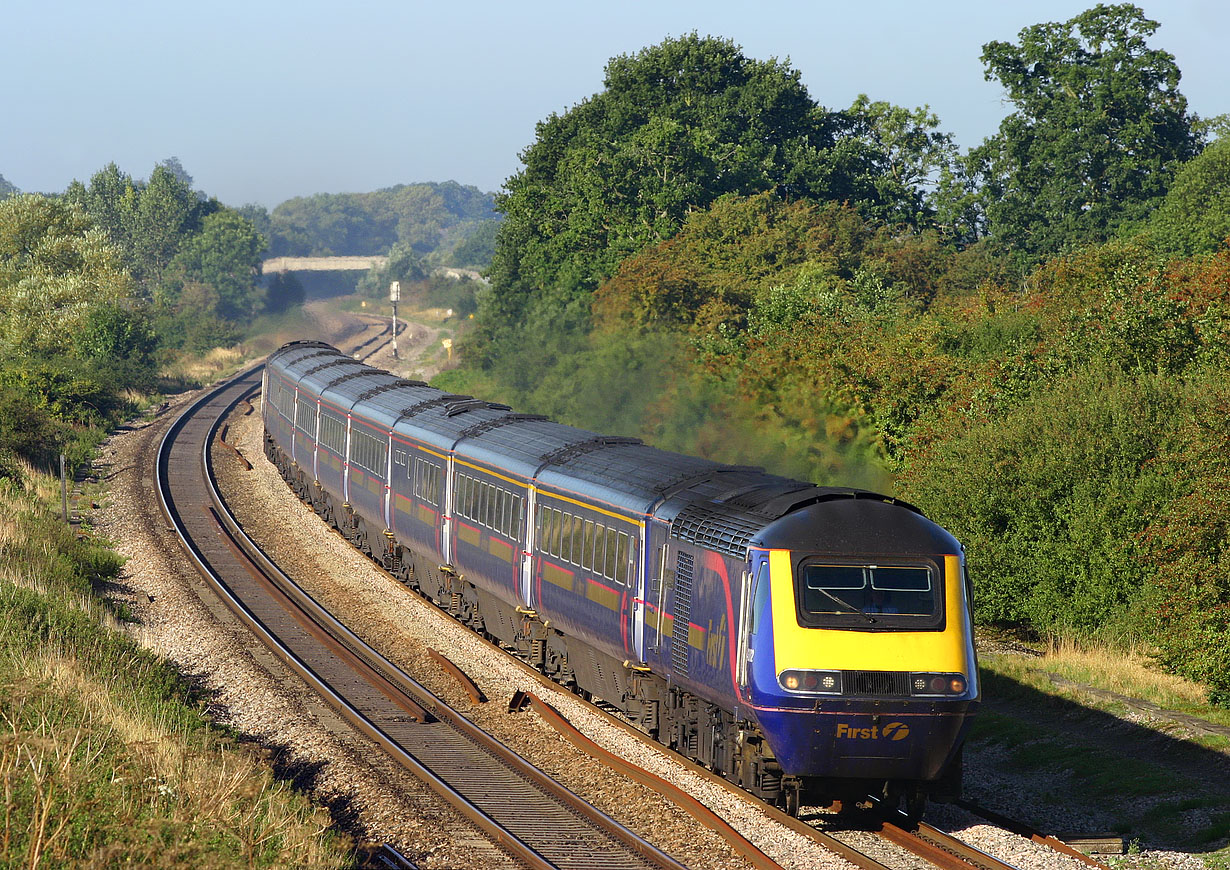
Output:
[645, 521, 672, 664]
[441, 456, 454, 565]
[520, 487, 537, 608]
[631, 521, 647, 663]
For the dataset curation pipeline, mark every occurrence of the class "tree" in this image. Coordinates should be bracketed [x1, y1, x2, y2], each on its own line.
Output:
[1147, 137, 1230, 256]
[972, 4, 1201, 259]
[0, 173, 18, 199]
[479, 34, 931, 366]
[0, 194, 134, 358]
[65, 161, 215, 285]
[159, 210, 265, 321]
[837, 96, 960, 227]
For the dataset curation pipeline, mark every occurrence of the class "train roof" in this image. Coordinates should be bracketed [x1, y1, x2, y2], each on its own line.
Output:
[266, 342, 936, 558]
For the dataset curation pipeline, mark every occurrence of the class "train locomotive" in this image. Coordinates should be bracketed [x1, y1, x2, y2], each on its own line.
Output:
[262, 340, 979, 817]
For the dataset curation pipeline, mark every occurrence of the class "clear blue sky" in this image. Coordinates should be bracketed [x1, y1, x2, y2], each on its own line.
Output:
[2, 0, 1224, 208]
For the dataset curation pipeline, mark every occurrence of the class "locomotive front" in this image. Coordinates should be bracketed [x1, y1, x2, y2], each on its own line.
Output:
[738, 496, 979, 815]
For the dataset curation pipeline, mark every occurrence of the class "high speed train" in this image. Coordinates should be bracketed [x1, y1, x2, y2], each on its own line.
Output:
[262, 340, 979, 817]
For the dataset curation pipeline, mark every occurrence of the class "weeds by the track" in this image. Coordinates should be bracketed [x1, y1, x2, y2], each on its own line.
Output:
[0, 464, 354, 868]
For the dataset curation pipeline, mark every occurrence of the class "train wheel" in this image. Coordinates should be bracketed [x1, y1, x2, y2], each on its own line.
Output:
[903, 789, 926, 825]
[784, 786, 800, 818]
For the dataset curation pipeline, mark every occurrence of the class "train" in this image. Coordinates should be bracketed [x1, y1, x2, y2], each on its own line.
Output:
[261, 340, 979, 818]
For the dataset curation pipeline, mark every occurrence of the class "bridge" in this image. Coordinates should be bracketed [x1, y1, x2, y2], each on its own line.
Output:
[261, 256, 387, 274]
[261, 257, 485, 283]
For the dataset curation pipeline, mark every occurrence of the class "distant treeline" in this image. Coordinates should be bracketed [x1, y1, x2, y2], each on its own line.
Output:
[435, 7, 1230, 704]
[239, 180, 499, 269]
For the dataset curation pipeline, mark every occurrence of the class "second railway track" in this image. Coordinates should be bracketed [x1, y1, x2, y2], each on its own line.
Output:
[155, 363, 689, 870]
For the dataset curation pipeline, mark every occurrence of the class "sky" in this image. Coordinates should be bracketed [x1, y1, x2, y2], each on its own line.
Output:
[2, 0, 1226, 208]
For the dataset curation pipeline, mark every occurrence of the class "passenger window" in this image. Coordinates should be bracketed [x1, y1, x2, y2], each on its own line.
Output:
[571, 516, 585, 565]
[592, 523, 605, 575]
[559, 513, 573, 562]
[581, 521, 594, 571]
[616, 533, 629, 583]
[549, 509, 562, 556]
[604, 528, 618, 579]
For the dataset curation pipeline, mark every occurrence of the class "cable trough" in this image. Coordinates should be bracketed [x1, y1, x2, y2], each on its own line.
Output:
[155, 363, 688, 870]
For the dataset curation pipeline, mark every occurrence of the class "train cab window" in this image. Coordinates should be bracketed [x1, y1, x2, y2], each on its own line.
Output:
[795, 561, 943, 629]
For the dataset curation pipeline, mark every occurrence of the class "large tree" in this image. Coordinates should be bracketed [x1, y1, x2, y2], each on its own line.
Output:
[971, 4, 1201, 259]
[479, 34, 934, 366]
[0, 194, 134, 358]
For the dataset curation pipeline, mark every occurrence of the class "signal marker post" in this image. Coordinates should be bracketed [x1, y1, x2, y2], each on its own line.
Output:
[389, 281, 400, 359]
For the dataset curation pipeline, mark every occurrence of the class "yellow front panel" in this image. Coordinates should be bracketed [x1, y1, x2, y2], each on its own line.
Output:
[769, 551, 972, 673]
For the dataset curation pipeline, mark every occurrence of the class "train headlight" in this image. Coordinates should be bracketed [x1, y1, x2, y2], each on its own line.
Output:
[910, 672, 969, 697]
[778, 669, 842, 695]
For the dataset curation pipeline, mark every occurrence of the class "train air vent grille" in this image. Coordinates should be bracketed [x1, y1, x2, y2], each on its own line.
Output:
[670, 505, 762, 559]
[670, 552, 695, 678]
[842, 671, 912, 697]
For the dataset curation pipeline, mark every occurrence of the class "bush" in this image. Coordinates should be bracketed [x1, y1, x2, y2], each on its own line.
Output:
[898, 361, 1182, 637]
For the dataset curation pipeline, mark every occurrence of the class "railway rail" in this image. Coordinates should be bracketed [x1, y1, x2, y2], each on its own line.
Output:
[155, 363, 691, 870]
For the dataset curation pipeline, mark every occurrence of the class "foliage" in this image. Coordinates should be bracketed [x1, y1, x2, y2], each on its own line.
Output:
[0, 193, 158, 469]
[263, 180, 497, 261]
[898, 363, 1181, 635]
[969, 3, 1201, 260]
[447, 218, 500, 268]
[0, 195, 135, 358]
[357, 241, 428, 298]
[1147, 137, 1230, 256]
[1141, 377, 1230, 706]
[836, 95, 960, 226]
[157, 209, 266, 322]
[263, 269, 306, 315]
[65, 161, 216, 284]
[477, 33, 951, 370]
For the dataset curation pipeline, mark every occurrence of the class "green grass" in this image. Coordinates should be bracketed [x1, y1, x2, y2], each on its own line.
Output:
[971, 663, 1230, 854]
[0, 470, 355, 868]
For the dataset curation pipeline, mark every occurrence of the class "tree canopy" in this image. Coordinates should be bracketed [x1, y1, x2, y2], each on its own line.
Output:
[259, 181, 497, 263]
[1148, 136, 1230, 256]
[478, 33, 949, 367]
[969, 3, 1201, 259]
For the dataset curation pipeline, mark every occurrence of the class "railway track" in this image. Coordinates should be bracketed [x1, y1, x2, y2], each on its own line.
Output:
[155, 364, 691, 870]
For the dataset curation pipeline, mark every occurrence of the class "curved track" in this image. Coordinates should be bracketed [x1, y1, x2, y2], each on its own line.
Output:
[155, 364, 689, 870]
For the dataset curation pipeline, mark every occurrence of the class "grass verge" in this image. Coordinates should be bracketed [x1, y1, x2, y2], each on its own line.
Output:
[0, 464, 354, 868]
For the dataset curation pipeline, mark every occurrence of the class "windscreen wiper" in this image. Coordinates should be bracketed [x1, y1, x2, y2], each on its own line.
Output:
[813, 587, 876, 623]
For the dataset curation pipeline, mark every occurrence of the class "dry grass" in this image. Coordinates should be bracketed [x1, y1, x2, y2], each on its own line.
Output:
[163, 345, 247, 384]
[0, 464, 353, 868]
[0, 652, 346, 869]
[1038, 635, 1210, 708]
